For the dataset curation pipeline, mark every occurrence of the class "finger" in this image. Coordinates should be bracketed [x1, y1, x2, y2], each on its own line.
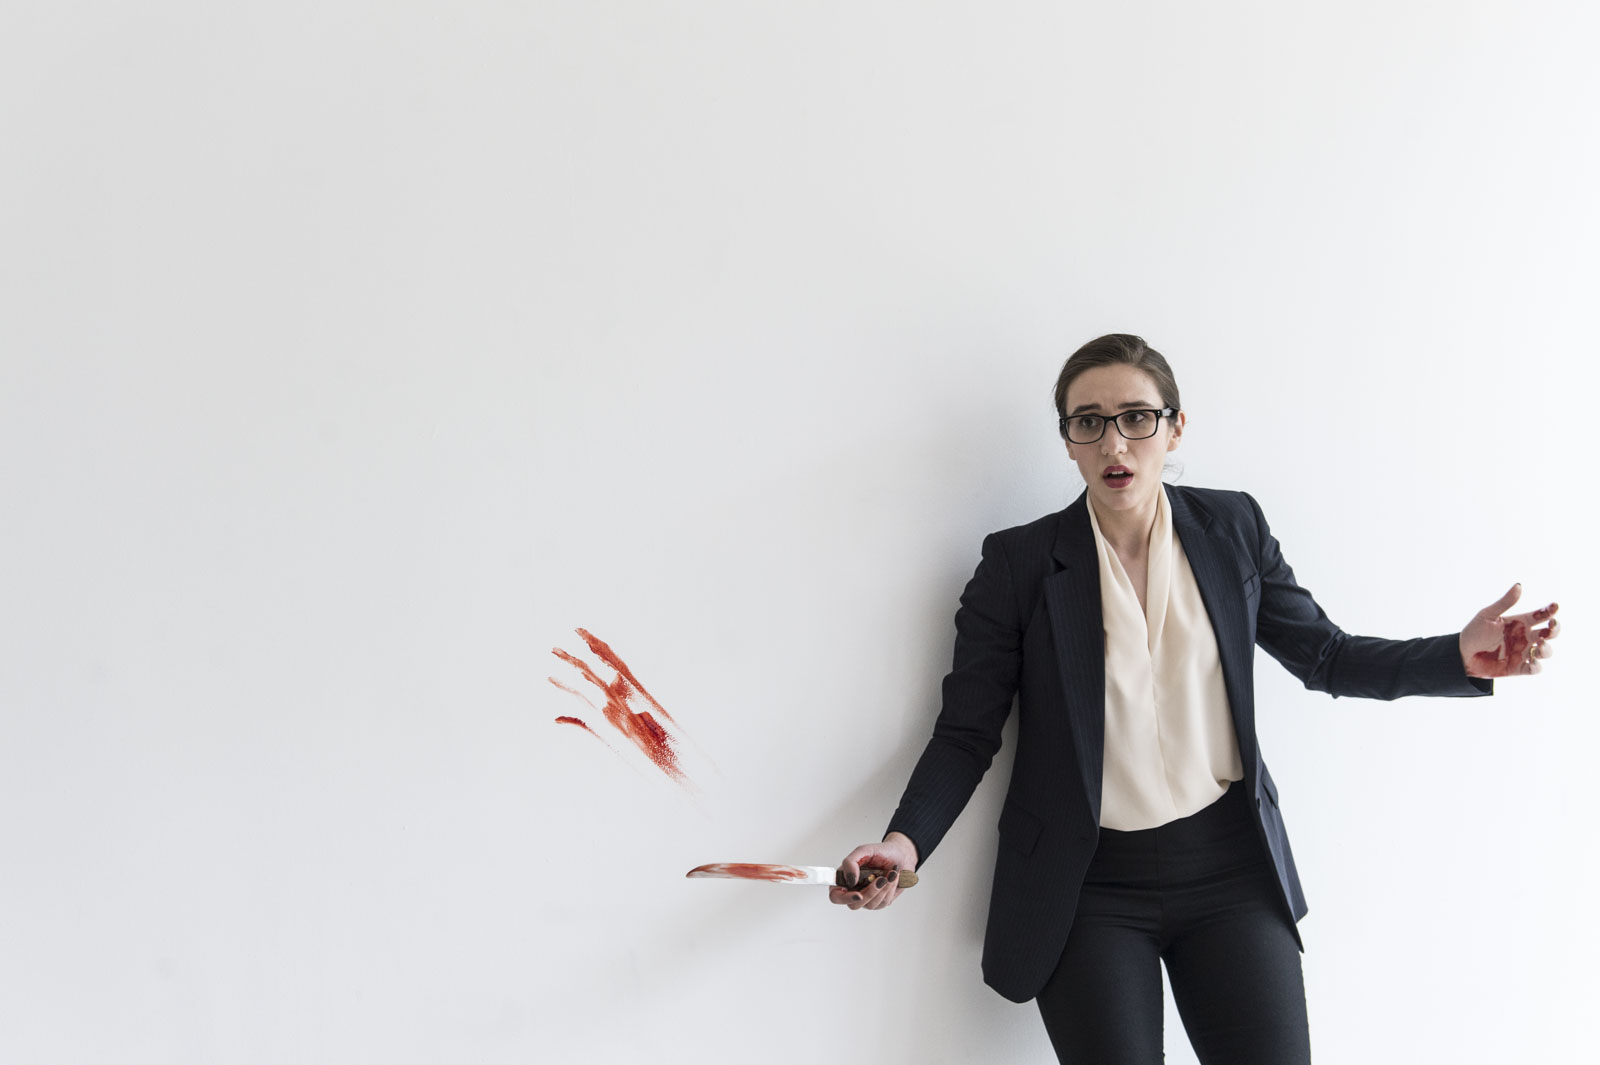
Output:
[1511, 603, 1560, 627]
[841, 848, 892, 889]
[1542, 617, 1561, 640]
[878, 868, 909, 908]
[1517, 638, 1542, 674]
[1481, 583, 1522, 619]
[856, 875, 889, 907]
[828, 886, 854, 906]
[863, 862, 894, 886]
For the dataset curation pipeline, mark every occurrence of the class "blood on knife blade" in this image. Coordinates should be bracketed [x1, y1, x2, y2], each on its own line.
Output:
[686, 863, 811, 882]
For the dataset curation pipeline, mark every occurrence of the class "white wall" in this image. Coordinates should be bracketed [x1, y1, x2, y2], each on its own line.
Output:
[3, 2, 1593, 1062]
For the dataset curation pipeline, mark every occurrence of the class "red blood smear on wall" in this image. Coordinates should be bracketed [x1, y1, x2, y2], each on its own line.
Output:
[686, 863, 809, 882]
[575, 628, 678, 724]
[1471, 618, 1530, 678]
[549, 631, 688, 783]
[548, 677, 595, 707]
[555, 715, 596, 733]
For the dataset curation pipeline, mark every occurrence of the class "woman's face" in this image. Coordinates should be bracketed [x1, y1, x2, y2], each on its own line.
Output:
[1062, 364, 1185, 519]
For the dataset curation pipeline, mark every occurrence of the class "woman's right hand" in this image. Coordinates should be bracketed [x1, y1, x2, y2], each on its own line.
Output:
[828, 832, 919, 911]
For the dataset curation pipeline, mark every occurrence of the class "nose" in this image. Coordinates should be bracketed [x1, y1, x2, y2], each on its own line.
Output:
[1100, 427, 1127, 456]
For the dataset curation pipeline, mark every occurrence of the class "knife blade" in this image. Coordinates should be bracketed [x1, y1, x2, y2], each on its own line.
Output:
[684, 862, 918, 888]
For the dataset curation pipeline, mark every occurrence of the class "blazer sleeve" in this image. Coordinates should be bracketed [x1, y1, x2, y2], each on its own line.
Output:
[884, 531, 1023, 866]
[1244, 491, 1494, 701]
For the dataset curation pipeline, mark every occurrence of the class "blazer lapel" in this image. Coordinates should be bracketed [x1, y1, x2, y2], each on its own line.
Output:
[1042, 493, 1106, 823]
[1166, 485, 1259, 775]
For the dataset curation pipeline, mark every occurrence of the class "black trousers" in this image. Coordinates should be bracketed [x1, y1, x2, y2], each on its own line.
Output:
[1035, 782, 1312, 1064]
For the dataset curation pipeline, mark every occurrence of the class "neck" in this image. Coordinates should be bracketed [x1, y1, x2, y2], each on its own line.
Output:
[1091, 488, 1161, 556]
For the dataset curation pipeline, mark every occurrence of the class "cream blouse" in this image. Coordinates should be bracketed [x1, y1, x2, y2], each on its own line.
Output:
[1087, 485, 1243, 831]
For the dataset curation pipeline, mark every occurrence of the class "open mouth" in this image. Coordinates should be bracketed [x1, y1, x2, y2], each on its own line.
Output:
[1103, 467, 1133, 488]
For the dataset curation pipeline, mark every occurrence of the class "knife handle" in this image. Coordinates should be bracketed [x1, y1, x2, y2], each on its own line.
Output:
[837, 867, 919, 889]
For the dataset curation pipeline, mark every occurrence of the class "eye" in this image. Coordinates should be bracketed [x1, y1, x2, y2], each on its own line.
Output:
[1121, 410, 1150, 427]
[1074, 415, 1102, 431]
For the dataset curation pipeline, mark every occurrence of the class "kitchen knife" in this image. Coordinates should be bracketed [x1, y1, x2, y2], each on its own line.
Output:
[685, 862, 918, 888]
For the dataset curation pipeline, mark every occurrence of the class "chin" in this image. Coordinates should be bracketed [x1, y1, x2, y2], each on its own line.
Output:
[1092, 482, 1155, 507]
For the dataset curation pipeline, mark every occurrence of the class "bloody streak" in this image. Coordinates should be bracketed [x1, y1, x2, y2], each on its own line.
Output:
[549, 629, 690, 784]
[574, 628, 677, 724]
[685, 863, 809, 882]
[555, 715, 597, 733]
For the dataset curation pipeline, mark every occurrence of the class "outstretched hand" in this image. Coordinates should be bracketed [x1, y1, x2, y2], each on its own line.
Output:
[1461, 583, 1560, 679]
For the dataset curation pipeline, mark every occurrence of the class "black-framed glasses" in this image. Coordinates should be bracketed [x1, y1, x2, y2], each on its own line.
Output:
[1059, 407, 1178, 444]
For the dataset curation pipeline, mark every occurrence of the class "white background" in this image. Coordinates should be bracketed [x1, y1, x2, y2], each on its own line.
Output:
[3, 2, 1594, 1062]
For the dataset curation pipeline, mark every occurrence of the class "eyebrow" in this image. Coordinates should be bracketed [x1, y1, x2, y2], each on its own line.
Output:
[1067, 400, 1160, 416]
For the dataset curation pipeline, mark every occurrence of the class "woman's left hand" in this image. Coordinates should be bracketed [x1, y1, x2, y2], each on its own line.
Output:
[1460, 583, 1560, 679]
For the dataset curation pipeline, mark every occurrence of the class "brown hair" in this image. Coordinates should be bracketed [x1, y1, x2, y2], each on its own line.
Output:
[1052, 334, 1182, 440]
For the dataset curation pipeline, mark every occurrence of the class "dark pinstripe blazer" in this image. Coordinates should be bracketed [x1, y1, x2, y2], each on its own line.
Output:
[885, 484, 1493, 1004]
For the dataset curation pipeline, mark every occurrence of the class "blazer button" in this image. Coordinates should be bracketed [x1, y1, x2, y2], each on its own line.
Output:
[1255, 796, 1262, 809]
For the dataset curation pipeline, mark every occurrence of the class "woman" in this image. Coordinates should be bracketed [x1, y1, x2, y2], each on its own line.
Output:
[828, 334, 1560, 1063]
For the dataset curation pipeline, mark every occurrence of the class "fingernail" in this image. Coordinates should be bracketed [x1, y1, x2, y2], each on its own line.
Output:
[875, 877, 887, 889]
[852, 894, 862, 901]
[888, 870, 898, 881]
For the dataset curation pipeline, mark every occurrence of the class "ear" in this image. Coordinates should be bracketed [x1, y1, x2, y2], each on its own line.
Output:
[1166, 410, 1186, 451]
